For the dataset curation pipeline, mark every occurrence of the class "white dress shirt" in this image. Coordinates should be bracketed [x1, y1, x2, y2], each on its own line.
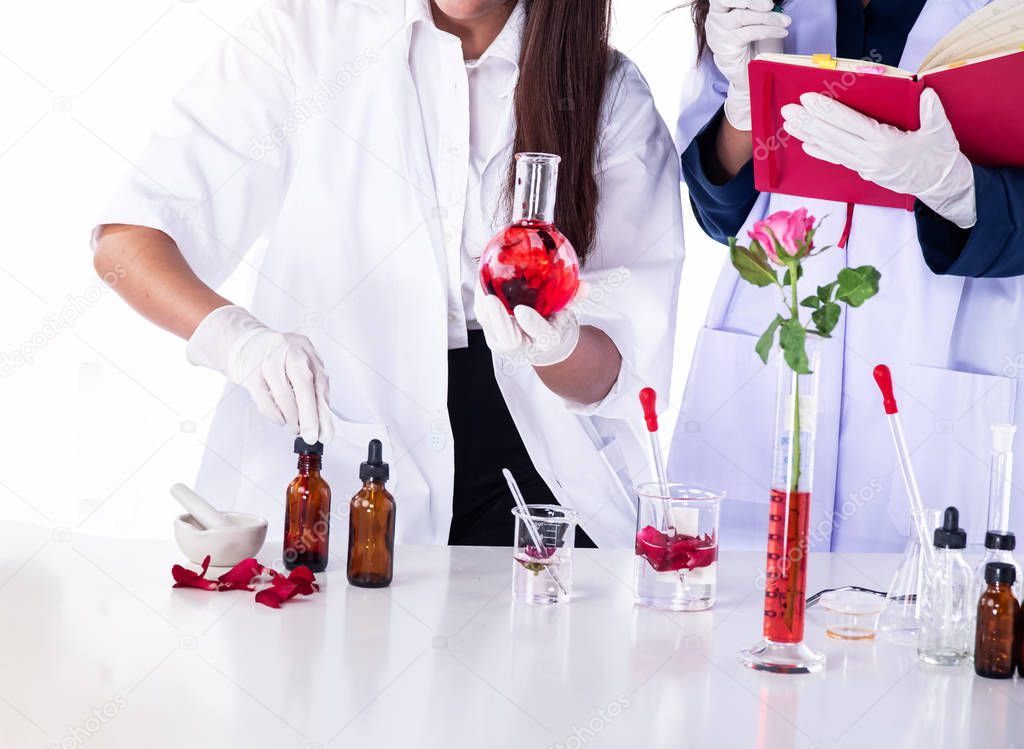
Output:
[407, 0, 524, 348]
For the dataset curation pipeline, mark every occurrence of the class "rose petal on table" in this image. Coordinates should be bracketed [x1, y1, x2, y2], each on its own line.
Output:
[286, 566, 319, 595]
[254, 587, 286, 608]
[171, 555, 219, 590]
[217, 558, 266, 591]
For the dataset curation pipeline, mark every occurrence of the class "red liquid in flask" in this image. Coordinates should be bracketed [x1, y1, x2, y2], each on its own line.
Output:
[763, 488, 811, 643]
[479, 220, 579, 317]
[480, 152, 579, 317]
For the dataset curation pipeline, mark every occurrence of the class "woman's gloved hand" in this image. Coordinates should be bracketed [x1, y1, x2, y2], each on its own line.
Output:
[781, 89, 977, 228]
[475, 283, 582, 368]
[186, 305, 334, 444]
[706, 0, 791, 131]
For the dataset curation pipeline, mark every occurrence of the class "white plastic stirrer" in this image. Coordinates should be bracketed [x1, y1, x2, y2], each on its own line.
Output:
[502, 468, 567, 596]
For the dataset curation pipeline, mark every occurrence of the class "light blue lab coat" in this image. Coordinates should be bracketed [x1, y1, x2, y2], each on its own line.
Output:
[669, 0, 1023, 552]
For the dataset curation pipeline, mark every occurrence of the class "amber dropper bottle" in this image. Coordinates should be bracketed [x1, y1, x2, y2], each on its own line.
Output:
[347, 439, 396, 588]
[284, 438, 331, 572]
[975, 562, 1019, 679]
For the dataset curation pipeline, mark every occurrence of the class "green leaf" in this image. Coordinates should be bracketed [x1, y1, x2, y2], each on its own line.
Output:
[755, 315, 784, 364]
[817, 282, 838, 303]
[836, 265, 881, 307]
[811, 301, 841, 336]
[729, 237, 778, 288]
[782, 264, 804, 287]
[800, 295, 821, 309]
[779, 317, 811, 374]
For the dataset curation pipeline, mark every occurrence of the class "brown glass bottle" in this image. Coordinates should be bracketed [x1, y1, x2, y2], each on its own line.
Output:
[975, 562, 1019, 679]
[284, 439, 331, 572]
[347, 439, 395, 588]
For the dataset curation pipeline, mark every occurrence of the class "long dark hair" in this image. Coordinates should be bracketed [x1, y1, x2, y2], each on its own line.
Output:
[691, 0, 785, 59]
[511, 0, 612, 264]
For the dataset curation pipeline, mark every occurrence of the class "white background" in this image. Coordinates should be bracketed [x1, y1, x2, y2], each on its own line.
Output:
[0, 0, 724, 538]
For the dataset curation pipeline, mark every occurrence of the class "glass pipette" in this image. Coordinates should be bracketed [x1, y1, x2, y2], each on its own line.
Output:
[873, 365, 933, 561]
[639, 388, 675, 535]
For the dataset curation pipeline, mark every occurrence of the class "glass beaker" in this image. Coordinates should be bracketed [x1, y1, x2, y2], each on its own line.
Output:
[511, 505, 577, 605]
[634, 484, 721, 611]
[879, 508, 943, 645]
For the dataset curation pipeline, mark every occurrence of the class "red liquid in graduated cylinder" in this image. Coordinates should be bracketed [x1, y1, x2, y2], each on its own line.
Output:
[763, 489, 812, 643]
[479, 220, 579, 318]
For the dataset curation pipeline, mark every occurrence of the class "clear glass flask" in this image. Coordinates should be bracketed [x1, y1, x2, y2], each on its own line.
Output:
[478, 153, 580, 317]
[879, 508, 944, 645]
[511, 505, 577, 605]
[918, 507, 974, 666]
[633, 484, 721, 611]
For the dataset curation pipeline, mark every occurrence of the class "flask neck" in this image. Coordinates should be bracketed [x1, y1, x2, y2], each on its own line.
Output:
[512, 153, 560, 224]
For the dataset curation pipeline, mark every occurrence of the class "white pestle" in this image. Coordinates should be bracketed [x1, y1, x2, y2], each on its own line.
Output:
[170, 483, 236, 531]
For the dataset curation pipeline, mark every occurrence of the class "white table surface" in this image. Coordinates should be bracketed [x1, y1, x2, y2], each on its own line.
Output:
[1, 522, 1021, 749]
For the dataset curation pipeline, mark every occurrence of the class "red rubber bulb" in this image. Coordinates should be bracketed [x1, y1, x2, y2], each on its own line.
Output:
[639, 388, 659, 433]
[873, 364, 898, 415]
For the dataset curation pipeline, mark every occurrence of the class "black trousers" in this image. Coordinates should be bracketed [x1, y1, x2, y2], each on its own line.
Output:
[447, 330, 596, 548]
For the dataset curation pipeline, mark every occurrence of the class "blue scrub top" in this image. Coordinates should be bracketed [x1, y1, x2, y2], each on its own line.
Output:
[682, 0, 1024, 278]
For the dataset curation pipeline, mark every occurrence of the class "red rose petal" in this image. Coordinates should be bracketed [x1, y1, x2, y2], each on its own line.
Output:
[172, 556, 319, 608]
[286, 566, 319, 596]
[217, 558, 266, 591]
[635, 527, 718, 573]
[171, 555, 219, 590]
[254, 588, 286, 609]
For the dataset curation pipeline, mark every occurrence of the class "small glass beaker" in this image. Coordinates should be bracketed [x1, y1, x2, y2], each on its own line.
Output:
[634, 484, 721, 611]
[511, 505, 577, 605]
[821, 590, 886, 640]
[879, 508, 943, 645]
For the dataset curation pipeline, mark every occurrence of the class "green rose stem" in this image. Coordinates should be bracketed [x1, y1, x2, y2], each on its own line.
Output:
[783, 260, 802, 634]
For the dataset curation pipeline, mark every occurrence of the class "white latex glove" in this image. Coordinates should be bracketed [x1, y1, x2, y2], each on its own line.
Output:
[475, 283, 582, 368]
[706, 0, 791, 131]
[781, 89, 977, 228]
[186, 305, 334, 444]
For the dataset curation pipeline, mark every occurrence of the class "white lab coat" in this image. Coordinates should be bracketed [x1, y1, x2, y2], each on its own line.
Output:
[97, 0, 684, 547]
[670, 0, 1023, 552]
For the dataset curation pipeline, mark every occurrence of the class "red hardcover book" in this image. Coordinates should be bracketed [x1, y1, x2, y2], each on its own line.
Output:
[748, 0, 1024, 209]
[750, 60, 924, 210]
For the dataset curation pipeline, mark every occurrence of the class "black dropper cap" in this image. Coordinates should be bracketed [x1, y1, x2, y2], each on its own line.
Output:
[985, 561, 1017, 586]
[294, 438, 324, 455]
[933, 506, 967, 549]
[984, 530, 1016, 551]
[359, 439, 389, 482]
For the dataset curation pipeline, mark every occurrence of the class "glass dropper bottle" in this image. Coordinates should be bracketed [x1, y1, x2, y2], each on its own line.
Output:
[347, 439, 396, 588]
[284, 438, 331, 572]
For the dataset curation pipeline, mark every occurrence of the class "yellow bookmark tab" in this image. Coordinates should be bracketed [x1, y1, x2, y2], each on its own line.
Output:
[947, 60, 968, 68]
[812, 54, 838, 70]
